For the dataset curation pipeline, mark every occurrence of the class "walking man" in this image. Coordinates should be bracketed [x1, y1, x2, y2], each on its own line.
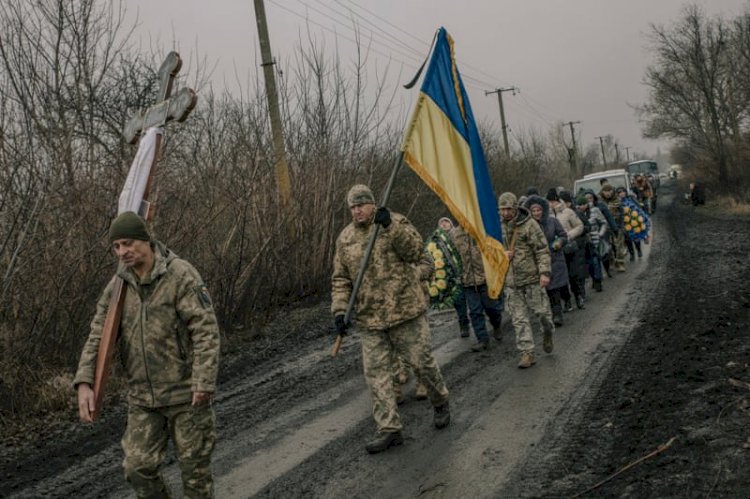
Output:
[331, 185, 450, 453]
[75, 211, 220, 498]
[498, 192, 555, 368]
[450, 223, 504, 351]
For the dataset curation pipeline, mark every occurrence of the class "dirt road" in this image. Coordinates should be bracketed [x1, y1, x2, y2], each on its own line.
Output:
[4, 182, 749, 498]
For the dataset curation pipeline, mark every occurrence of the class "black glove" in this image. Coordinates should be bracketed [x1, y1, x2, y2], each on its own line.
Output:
[373, 207, 391, 228]
[334, 314, 348, 336]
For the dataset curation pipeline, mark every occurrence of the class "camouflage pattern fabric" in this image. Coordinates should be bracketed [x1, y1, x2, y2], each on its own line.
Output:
[506, 284, 555, 353]
[362, 315, 449, 432]
[601, 192, 628, 265]
[449, 225, 486, 287]
[122, 402, 216, 498]
[331, 212, 427, 330]
[501, 208, 552, 288]
[75, 242, 221, 408]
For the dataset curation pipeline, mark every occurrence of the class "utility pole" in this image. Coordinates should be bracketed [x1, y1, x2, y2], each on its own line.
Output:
[485, 86, 517, 158]
[614, 142, 620, 164]
[595, 136, 607, 168]
[624, 146, 632, 163]
[563, 120, 581, 177]
[253, 0, 294, 218]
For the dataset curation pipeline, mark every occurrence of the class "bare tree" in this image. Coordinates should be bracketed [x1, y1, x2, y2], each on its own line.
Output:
[638, 5, 736, 187]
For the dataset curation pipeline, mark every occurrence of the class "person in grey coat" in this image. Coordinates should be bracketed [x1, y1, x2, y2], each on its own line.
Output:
[524, 195, 569, 326]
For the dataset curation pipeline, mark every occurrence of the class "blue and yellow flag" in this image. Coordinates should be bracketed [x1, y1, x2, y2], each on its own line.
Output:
[401, 27, 508, 298]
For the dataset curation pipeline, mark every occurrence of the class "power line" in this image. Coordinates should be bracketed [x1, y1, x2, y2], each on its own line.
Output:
[336, 0, 503, 87]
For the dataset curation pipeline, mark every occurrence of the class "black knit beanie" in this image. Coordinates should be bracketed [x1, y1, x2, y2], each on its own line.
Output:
[108, 211, 151, 243]
[546, 188, 559, 202]
[559, 191, 572, 203]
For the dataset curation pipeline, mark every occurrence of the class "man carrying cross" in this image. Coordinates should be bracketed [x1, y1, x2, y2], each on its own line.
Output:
[75, 212, 220, 498]
[73, 52, 219, 498]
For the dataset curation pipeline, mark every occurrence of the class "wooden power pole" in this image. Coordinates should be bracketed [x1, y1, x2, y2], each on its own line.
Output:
[563, 120, 581, 177]
[595, 135, 607, 168]
[253, 0, 294, 217]
[485, 87, 517, 158]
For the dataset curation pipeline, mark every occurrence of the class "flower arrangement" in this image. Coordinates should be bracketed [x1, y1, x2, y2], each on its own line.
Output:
[621, 197, 650, 241]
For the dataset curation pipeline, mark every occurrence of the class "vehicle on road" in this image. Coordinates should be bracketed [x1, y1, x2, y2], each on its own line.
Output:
[627, 159, 660, 188]
[573, 168, 631, 196]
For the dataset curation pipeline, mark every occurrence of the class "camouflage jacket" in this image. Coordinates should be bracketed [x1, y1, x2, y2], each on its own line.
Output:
[331, 212, 427, 330]
[501, 207, 551, 288]
[449, 225, 486, 287]
[600, 194, 623, 227]
[74, 242, 221, 408]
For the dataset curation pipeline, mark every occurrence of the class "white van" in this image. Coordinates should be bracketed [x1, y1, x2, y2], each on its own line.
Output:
[573, 169, 632, 197]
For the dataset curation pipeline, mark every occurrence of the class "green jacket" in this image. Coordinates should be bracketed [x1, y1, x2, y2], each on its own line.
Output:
[74, 242, 221, 408]
[449, 225, 486, 287]
[331, 212, 427, 330]
[501, 208, 551, 288]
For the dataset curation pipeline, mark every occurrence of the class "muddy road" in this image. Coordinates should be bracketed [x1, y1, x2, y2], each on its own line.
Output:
[3, 182, 749, 498]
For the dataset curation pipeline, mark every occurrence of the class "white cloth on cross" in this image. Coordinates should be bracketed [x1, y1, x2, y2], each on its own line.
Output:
[118, 127, 162, 215]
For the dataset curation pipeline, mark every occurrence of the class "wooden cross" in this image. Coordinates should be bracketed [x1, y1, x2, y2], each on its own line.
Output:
[123, 51, 197, 145]
[92, 52, 197, 419]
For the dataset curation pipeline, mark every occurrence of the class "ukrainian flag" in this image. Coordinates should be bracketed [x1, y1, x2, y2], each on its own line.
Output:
[402, 27, 508, 298]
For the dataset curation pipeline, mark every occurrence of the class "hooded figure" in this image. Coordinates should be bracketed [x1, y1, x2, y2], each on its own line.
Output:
[524, 195, 569, 325]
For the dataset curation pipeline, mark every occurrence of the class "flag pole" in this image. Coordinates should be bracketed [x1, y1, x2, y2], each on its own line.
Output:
[332, 151, 405, 357]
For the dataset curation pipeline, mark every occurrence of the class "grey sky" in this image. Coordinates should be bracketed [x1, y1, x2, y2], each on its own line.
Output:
[127, 0, 747, 158]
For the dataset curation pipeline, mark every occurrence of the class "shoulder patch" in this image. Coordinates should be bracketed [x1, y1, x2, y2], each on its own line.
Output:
[195, 284, 213, 308]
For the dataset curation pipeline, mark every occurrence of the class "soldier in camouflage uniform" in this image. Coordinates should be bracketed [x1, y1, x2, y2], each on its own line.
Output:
[75, 211, 220, 498]
[599, 183, 627, 273]
[332, 185, 450, 454]
[498, 192, 555, 369]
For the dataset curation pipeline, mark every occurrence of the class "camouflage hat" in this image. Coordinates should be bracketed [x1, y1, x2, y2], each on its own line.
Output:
[347, 184, 376, 207]
[497, 192, 518, 208]
[575, 195, 589, 206]
[600, 183, 614, 193]
[109, 211, 151, 243]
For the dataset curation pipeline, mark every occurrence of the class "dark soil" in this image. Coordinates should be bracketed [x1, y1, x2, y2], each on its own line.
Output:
[2, 184, 749, 498]
[510, 190, 750, 497]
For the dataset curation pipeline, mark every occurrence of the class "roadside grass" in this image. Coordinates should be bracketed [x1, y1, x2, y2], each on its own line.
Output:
[0, 360, 126, 442]
[717, 194, 750, 215]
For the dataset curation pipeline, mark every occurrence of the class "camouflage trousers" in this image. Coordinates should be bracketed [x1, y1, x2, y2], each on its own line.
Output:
[611, 230, 627, 266]
[506, 284, 555, 353]
[122, 402, 216, 499]
[362, 314, 449, 432]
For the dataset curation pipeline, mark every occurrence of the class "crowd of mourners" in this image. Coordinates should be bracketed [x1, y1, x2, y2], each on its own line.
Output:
[328, 178, 655, 453]
[423, 177, 655, 369]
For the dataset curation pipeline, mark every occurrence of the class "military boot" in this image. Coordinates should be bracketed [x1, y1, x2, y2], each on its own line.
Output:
[518, 351, 536, 369]
[616, 261, 626, 272]
[593, 280, 603, 292]
[365, 431, 404, 454]
[434, 401, 451, 429]
[543, 329, 554, 353]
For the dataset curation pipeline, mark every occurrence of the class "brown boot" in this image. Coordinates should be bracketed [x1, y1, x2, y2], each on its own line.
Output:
[616, 261, 626, 272]
[518, 351, 536, 369]
[365, 431, 404, 453]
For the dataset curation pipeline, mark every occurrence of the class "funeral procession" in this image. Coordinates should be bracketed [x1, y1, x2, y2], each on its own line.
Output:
[3, 1, 750, 498]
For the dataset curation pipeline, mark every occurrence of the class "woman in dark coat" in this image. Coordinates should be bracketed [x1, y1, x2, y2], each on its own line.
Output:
[523, 195, 569, 326]
[559, 191, 590, 308]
